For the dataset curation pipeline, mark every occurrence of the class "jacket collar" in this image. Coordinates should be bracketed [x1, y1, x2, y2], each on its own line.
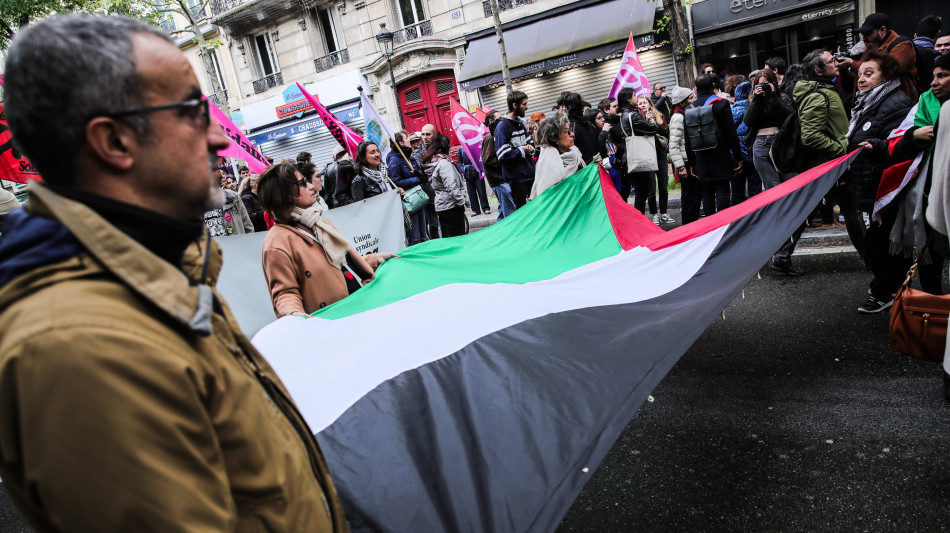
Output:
[29, 183, 217, 335]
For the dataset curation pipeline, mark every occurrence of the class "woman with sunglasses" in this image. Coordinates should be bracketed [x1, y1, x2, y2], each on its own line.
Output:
[258, 161, 395, 317]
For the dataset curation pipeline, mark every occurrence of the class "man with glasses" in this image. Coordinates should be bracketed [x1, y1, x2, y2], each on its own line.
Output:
[650, 83, 673, 122]
[0, 15, 347, 532]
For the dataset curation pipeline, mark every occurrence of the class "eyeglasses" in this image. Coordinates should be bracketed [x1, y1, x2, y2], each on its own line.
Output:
[656, 86, 665, 91]
[102, 98, 210, 129]
[297, 178, 310, 187]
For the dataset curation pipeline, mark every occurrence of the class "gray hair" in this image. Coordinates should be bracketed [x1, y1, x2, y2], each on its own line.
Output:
[537, 113, 570, 147]
[802, 49, 828, 80]
[5, 14, 172, 184]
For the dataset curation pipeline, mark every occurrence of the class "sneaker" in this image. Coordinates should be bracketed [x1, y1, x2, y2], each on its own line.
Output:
[471, 212, 480, 217]
[652, 214, 661, 225]
[770, 260, 806, 276]
[484, 209, 491, 215]
[659, 213, 676, 224]
[857, 294, 893, 314]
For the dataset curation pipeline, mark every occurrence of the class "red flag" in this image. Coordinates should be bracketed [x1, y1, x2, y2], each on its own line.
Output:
[296, 83, 363, 159]
[0, 81, 41, 183]
[607, 33, 651, 99]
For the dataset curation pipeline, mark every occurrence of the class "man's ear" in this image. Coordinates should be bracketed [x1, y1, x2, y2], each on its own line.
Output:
[84, 118, 137, 172]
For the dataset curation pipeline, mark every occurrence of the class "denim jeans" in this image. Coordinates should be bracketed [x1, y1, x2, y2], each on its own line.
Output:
[466, 178, 491, 214]
[752, 134, 782, 190]
[493, 183, 516, 220]
[406, 209, 428, 246]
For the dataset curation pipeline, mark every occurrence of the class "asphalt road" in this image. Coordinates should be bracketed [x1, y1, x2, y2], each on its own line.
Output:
[557, 249, 950, 532]
[2, 202, 947, 532]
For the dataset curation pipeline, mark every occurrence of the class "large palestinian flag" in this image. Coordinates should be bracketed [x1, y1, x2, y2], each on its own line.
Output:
[254, 152, 858, 532]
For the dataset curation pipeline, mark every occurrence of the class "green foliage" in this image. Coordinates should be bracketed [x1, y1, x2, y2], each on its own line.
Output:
[0, 0, 161, 48]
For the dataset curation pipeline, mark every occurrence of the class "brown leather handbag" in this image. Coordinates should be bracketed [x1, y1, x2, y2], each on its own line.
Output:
[889, 260, 949, 362]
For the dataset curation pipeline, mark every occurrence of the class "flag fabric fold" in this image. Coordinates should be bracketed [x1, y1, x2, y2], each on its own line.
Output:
[607, 33, 651, 99]
[296, 82, 363, 159]
[874, 104, 922, 216]
[253, 151, 860, 532]
[449, 99, 489, 175]
[208, 99, 269, 174]
[359, 91, 396, 161]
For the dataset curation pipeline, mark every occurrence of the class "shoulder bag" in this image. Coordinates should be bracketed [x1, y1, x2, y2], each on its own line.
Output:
[889, 240, 949, 362]
[624, 112, 659, 173]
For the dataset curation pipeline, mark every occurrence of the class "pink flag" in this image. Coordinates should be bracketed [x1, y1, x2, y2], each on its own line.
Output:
[449, 99, 489, 175]
[209, 99, 269, 174]
[296, 82, 363, 159]
[607, 33, 651, 99]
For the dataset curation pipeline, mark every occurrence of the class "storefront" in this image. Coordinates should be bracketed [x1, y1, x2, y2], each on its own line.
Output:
[457, 0, 674, 119]
[248, 105, 363, 165]
[691, 0, 858, 79]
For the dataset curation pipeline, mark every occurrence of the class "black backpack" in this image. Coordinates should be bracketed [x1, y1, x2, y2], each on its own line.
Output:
[769, 86, 830, 175]
[684, 95, 723, 151]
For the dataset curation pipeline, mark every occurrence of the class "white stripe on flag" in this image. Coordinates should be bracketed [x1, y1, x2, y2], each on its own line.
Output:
[254, 225, 728, 432]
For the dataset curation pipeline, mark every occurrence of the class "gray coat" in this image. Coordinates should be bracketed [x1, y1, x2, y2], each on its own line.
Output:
[422, 155, 466, 212]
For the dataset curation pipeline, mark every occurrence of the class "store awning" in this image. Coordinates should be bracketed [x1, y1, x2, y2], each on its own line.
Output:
[695, 1, 855, 47]
[458, 0, 655, 90]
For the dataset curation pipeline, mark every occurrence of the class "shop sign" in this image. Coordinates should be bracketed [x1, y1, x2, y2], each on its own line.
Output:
[248, 106, 360, 145]
[693, 0, 828, 32]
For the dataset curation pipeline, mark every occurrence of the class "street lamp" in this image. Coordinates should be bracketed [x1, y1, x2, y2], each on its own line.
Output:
[375, 23, 404, 130]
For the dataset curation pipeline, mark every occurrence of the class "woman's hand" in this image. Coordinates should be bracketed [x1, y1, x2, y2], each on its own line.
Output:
[913, 126, 935, 144]
[398, 187, 405, 196]
[592, 154, 602, 164]
[376, 252, 398, 264]
[858, 141, 873, 153]
[601, 122, 611, 132]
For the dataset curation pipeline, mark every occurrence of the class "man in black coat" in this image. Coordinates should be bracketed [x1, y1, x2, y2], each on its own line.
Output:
[557, 91, 600, 164]
[684, 74, 743, 216]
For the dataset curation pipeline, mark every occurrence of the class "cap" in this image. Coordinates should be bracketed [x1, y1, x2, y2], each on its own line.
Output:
[0, 188, 20, 216]
[408, 132, 422, 142]
[333, 145, 348, 160]
[669, 86, 693, 106]
[856, 13, 889, 33]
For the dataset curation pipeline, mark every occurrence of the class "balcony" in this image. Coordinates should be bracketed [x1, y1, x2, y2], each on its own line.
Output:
[188, 2, 208, 20]
[393, 20, 432, 46]
[210, 0, 298, 34]
[208, 89, 230, 109]
[252, 72, 283, 94]
[314, 49, 350, 73]
[482, 0, 534, 17]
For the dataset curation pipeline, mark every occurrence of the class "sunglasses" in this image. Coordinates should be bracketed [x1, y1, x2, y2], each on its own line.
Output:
[101, 98, 210, 129]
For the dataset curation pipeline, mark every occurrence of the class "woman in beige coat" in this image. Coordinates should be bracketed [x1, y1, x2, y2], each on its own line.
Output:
[259, 161, 395, 317]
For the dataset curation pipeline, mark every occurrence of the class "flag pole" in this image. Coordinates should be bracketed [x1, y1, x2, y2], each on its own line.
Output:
[362, 86, 418, 173]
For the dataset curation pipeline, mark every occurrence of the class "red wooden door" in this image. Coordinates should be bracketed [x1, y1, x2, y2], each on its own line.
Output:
[397, 71, 460, 147]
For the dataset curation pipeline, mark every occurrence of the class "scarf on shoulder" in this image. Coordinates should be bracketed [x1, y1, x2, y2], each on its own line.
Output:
[847, 78, 900, 138]
[360, 164, 394, 192]
[281, 202, 350, 268]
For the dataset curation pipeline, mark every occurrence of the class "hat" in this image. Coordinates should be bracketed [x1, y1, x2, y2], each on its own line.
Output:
[408, 132, 422, 142]
[935, 52, 950, 71]
[0, 188, 19, 216]
[856, 13, 889, 33]
[333, 145, 348, 160]
[734, 81, 753, 101]
[669, 86, 693, 106]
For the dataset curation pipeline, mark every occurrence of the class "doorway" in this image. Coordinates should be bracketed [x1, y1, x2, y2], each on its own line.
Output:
[397, 71, 460, 147]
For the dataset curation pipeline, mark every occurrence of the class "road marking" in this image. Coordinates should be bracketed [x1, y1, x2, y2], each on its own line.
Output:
[796, 245, 856, 256]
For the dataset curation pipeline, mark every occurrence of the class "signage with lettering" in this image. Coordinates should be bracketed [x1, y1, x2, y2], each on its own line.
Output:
[248, 106, 361, 145]
[692, 0, 829, 33]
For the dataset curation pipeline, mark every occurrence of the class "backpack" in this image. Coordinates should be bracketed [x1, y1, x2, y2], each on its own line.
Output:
[683, 95, 722, 151]
[889, 35, 936, 97]
[481, 123, 504, 188]
[769, 86, 830, 175]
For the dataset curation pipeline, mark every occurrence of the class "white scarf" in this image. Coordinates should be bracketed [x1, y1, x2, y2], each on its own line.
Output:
[285, 203, 350, 268]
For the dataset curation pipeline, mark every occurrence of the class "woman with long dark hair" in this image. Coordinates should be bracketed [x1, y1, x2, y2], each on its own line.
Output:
[421, 133, 467, 237]
[258, 161, 395, 317]
[352, 141, 403, 201]
[617, 87, 658, 213]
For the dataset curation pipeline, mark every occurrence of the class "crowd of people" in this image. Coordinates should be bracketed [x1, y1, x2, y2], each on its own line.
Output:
[0, 10, 949, 533]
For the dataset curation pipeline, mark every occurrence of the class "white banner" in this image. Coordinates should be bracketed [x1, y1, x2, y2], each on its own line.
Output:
[215, 190, 406, 337]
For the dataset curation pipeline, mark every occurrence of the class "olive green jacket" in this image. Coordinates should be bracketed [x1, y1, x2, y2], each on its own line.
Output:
[0, 184, 348, 533]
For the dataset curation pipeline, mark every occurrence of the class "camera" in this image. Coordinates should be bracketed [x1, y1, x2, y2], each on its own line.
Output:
[759, 82, 772, 93]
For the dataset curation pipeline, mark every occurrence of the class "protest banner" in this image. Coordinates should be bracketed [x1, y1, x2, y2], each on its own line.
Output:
[215, 190, 405, 336]
[209, 99, 269, 174]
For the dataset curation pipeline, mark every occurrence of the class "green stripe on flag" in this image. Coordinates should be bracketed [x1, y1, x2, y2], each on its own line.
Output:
[314, 165, 621, 319]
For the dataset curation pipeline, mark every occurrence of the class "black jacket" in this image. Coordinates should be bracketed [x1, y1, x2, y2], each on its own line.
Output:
[685, 91, 743, 182]
[846, 87, 914, 212]
[567, 110, 600, 164]
[240, 191, 267, 232]
[326, 159, 357, 207]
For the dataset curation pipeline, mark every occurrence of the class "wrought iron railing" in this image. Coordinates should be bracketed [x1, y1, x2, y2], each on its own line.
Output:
[482, 0, 534, 17]
[208, 89, 229, 108]
[188, 2, 208, 20]
[209, 0, 250, 17]
[393, 20, 432, 45]
[314, 49, 350, 73]
[252, 72, 282, 94]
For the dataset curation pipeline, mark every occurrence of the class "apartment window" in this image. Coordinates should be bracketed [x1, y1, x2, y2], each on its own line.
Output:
[253, 31, 278, 76]
[208, 50, 226, 93]
[317, 7, 341, 53]
[396, 0, 426, 27]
